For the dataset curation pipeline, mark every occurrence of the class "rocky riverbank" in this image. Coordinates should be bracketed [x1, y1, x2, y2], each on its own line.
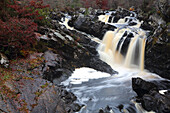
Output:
[0, 8, 116, 112]
[132, 77, 170, 113]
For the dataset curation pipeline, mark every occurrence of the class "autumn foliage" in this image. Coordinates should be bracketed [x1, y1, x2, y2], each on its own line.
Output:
[82, 0, 108, 9]
[0, 17, 37, 52]
[0, 0, 49, 59]
[8, 0, 49, 21]
[96, 0, 108, 9]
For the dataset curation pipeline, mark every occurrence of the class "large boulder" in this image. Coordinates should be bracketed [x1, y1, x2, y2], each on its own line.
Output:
[42, 50, 72, 83]
[132, 77, 170, 113]
[68, 11, 118, 39]
[36, 26, 117, 84]
[132, 78, 158, 98]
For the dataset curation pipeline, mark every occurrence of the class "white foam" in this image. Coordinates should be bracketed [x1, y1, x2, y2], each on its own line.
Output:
[159, 90, 168, 95]
[61, 67, 111, 85]
[59, 18, 74, 30]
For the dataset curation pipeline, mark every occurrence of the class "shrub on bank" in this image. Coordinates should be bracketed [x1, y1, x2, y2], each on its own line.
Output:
[0, 0, 49, 59]
[0, 17, 37, 58]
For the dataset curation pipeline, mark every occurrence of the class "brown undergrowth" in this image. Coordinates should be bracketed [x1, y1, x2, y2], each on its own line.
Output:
[0, 52, 48, 112]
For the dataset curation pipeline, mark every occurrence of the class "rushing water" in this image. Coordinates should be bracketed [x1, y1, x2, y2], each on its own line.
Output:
[62, 66, 162, 113]
[60, 11, 165, 113]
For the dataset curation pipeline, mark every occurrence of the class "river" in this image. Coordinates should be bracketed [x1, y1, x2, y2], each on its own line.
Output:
[60, 10, 166, 113]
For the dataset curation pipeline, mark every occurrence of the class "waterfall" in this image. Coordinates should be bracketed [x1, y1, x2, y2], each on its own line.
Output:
[98, 13, 146, 70]
[60, 16, 74, 30]
[98, 12, 111, 23]
[60, 10, 164, 113]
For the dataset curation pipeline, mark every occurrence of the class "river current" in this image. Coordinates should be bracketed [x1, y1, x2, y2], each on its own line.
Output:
[60, 11, 166, 113]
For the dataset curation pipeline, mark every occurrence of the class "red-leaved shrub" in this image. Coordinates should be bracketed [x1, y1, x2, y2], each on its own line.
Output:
[96, 0, 108, 9]
[0, 17, 37, 58]
[0, 0, 49, 59]
[8, 0, 49, 21]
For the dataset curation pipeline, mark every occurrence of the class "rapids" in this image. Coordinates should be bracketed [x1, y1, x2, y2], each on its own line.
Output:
[60, 11, 166, 113]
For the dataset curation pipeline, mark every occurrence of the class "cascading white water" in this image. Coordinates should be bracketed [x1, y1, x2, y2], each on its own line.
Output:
[60, 11, 164, 113]
[60, 16, 74, 30]
[98, 14, 146, 70]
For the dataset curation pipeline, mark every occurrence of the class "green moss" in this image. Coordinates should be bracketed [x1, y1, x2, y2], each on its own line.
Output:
[84, 8, 89, 16]
[40, 82, 49, 89]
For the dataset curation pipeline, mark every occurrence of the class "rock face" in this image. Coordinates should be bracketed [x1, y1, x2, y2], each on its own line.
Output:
[0, 53, 82, 113]
[69, 16, 115, 39]
[68, 7, 137, 40]
[132, 77, 170, 113]
[144, 0, 170, 79]
[155, 0, 170, 22]
[145, 41, 170, 79]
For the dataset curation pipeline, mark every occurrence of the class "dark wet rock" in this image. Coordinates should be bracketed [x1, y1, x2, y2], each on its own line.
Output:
[145, 26, 170, 79]
[117, 104, 124, 112]
[88, 58, 117, 75]
[152, 80, 170, 90]
[60, 89, 77, 104]
[155, 0, 170, 22]
[140, 21, 154, 31]
[37, 28, 117, 84]
[70, 103, 82, 112]
[128, 22, 137, 26]
[96, 9, 105, 15]
[37, 26, 49, 35]
[50, 11, 65, 22]
[143, 0, 170, 80]
[99, 109, 105, 113]
[112, 7, 135, 22]
[99, 106, 112, 113]
[142, 91, 170, 113]
[132, 77, 158, 98]
[98, 104, 136, 113]
[72, 16, 107, 39]
[68, 15, 116, 39]
[132, 77, 170, 113]
[117, 32, 134, 56]
[41, 50, 72, 83]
